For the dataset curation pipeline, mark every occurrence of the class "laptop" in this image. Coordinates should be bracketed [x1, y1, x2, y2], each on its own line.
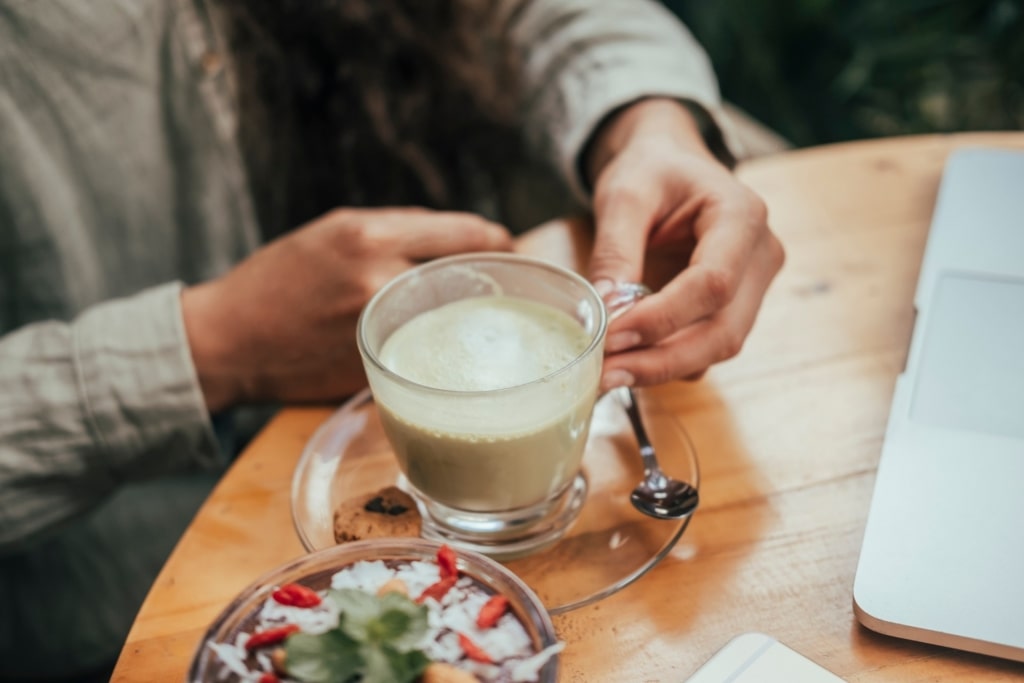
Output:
[852, 147, 1024, 662]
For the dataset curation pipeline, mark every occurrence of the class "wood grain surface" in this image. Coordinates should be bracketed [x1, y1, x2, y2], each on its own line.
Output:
[112, 133, 1024, 682]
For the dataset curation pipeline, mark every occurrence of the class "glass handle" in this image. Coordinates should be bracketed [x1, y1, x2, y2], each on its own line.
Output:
[598, 282, 651, 398]
[603, 282, 652, 321]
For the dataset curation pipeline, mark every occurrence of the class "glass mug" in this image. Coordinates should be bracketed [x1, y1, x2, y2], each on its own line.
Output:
[357, 253, 641, 559]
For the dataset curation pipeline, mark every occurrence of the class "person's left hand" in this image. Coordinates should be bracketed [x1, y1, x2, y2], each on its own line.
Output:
[584, 98, 785, 391]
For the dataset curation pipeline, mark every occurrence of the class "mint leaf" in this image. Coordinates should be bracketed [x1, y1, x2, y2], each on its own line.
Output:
[284, 629, 363, 683]
[375, 592, 429, 650]
[371, 609, 412, 642]
[329, 588, 429, 651]
[330, 587, 380, 628]
[284, 588, 433, 683]
[360, 642, 432, 683]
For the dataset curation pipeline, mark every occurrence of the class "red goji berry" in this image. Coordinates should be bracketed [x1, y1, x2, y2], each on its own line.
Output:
[416, 575, 457, 604]
[272, 583, 322, 608]
[475, 594, 509, 629]
[245, 624, 301, 650]
[437, 544, 459, 580]
[258, 673, 280, 683]
[458, 632, 494, 664]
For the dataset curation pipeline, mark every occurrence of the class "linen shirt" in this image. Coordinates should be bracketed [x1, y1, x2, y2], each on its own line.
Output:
[0, 0, 733, 673]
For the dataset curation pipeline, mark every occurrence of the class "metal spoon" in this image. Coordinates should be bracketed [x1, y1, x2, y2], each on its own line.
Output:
[617, 386, 700, 520]
[601, 282, 699, 519]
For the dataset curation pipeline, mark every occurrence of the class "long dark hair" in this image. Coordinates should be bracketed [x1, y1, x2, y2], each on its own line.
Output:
[216, 0, 524, 238]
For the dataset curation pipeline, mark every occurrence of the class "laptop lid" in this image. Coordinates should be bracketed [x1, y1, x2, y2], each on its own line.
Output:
[853, 147, 1024, 662]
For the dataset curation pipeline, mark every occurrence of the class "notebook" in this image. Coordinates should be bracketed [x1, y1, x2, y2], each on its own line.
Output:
[852, 147, 1024, 662]
[683, 633, 844, 682]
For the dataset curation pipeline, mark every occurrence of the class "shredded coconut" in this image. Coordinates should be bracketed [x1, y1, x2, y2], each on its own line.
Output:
[207, 642, 253, 681]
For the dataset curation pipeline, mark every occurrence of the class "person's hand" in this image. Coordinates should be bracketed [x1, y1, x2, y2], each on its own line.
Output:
[584, 98, 784, 391]
[181, 207, 513, 411]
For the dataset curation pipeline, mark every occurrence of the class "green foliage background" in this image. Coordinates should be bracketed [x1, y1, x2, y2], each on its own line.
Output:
[664, 0, 1024, 146]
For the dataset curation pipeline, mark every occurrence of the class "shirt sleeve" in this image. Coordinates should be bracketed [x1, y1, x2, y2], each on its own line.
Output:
[504, 0, 742, 201]
[0, 282, 221, 553]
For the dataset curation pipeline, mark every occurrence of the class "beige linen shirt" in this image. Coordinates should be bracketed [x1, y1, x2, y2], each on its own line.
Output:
[0, 0, 731, 673]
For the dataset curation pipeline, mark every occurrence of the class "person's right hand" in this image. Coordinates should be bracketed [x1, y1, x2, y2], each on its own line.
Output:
[181, 207, 512, 412]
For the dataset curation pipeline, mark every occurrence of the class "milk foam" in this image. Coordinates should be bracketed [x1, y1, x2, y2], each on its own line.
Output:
[379, 296, 589, 391]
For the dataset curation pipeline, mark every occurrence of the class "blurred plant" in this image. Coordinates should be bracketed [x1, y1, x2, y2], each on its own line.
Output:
[667, 0, 1024, 146]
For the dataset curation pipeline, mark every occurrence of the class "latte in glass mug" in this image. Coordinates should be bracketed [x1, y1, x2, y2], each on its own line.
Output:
[377, 295, 595, 512]
[357, 254, 609, 558]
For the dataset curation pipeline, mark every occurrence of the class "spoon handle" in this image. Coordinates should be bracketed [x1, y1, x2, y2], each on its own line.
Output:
[617, 387, 658, 471]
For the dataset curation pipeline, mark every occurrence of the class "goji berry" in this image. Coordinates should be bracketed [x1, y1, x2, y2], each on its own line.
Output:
[416, 575, 457, 604]
[458, 632, 493, 664]
[272, 582, 322, 608]
[476, 594, 509, 629]
[437, 544, 459, 580]
[245, 624, 301, 650]
[258, 673, 280, 683]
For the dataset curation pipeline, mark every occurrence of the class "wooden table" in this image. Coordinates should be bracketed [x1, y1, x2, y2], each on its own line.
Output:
[113, 133, 1024, 682]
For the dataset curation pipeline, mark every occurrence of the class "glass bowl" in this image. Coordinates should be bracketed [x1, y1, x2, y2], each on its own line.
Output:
[187, 538, 560, 683]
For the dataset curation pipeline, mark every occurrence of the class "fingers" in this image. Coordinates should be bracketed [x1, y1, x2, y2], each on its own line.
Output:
[601, 230, 783, 390]
[320, 207, 513, 260]
[397, 212, 514, 260]
[607, 189, 767, 345]
[587, 181, 658, 288]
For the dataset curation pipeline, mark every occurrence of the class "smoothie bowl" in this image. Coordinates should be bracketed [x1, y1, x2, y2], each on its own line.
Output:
[188, 539, 561, 683]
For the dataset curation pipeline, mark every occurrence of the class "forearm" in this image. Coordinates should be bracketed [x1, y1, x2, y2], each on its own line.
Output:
[0, 283, 220, 552]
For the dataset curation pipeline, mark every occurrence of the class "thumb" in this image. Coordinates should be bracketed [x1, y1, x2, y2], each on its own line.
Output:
[588, 187, 655, 293]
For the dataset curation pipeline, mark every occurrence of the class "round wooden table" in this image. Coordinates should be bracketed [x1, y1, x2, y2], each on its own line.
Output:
[112, 132, 1024, 682]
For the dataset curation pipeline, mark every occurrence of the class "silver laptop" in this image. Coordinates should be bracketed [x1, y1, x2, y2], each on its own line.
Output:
[853, 147, 1024, 662]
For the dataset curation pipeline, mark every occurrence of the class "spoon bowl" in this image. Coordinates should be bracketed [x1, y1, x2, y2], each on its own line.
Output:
[618, 387, 700, 520]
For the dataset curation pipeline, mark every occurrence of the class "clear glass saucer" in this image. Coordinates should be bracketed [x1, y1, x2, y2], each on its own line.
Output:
[291, 388, 699, 615]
